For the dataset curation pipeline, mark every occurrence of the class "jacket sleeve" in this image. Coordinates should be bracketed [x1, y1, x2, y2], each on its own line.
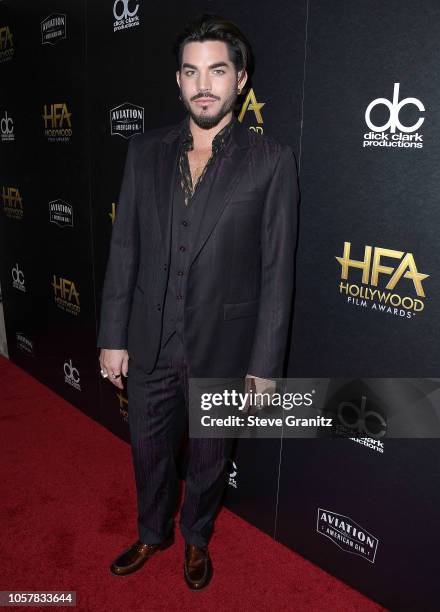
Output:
[97, 136, 140, 349]
[246, 144, 299, 378]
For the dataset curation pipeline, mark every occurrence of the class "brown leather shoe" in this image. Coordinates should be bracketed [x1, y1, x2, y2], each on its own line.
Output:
[183, 543, 213, 590]
[110, 535, 174, 576]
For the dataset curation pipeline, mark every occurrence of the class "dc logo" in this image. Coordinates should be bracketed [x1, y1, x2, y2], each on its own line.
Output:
[337, 395, 387, 438]
[1, 111, 13, 135]
[64, 358, 80, 383]
[11, 263, 24, 285]
[113, 0, 139, 20]
[365, 82, 425, 133]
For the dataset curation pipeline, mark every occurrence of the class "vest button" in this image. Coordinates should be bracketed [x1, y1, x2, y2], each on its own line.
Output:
[156, 304, 162, 311]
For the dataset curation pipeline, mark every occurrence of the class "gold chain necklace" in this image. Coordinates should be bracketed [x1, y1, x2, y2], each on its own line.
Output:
[189, 147, 212, 187]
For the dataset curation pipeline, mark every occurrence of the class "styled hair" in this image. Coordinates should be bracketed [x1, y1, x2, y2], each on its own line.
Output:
[173, 14, 253, 76]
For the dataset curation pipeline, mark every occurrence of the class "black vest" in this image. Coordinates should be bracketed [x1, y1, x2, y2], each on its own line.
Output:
[161, 159, 213, 347]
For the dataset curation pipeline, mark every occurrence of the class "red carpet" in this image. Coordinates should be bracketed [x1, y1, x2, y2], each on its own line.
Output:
[0, 356, 385, 611]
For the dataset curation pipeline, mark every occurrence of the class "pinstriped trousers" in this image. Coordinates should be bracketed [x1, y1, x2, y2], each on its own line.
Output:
[126, 330, 233, 547]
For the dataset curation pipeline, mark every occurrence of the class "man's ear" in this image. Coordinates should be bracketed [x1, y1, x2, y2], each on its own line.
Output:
[238, 69, 248, 90]
[176, 70, 180, 88]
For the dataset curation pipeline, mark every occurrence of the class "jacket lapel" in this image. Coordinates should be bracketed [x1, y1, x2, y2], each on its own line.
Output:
[154, 122, 181, 257]
[189, 119, 250, 267]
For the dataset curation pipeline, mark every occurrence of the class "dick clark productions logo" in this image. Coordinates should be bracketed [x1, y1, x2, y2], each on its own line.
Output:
[11, 263, 25, 292]
[64, 358, 81, 391]
[1, 110, 14, 142]
[113, 0, 140, 32]
[363, 82, 425, 149]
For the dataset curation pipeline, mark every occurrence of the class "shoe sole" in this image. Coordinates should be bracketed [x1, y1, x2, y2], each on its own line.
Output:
[110, 535, 174, 577]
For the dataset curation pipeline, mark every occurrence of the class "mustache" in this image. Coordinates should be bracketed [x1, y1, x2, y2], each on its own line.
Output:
[191, 92, 220, 101]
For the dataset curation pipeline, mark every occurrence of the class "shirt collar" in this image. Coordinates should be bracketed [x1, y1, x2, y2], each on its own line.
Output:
[180, 113, 237, 154]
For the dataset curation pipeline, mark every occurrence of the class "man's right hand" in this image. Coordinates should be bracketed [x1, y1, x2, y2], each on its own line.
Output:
[99, 348, 129, 390]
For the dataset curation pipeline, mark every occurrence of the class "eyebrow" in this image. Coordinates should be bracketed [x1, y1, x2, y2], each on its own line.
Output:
[182, 62, 230, 70]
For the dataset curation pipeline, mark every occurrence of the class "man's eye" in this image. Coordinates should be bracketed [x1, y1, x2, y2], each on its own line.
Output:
[213, 69, 225, 74]
[185, 71, 195, 76]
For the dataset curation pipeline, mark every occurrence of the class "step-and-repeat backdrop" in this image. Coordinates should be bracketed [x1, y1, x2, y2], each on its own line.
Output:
[1, 1, 439, 609]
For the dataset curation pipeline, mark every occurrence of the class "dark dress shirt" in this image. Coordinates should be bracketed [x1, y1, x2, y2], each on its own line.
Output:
[161, 114, 236, 346]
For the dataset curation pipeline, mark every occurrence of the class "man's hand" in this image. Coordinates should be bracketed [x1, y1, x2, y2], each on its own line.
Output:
[99, 348, 129, 390]
[243, 375, 277, 414]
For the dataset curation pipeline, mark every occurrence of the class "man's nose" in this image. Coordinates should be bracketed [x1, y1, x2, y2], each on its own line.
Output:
[197, 72, 212, 93]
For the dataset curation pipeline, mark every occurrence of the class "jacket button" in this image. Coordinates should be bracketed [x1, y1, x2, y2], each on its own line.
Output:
[163, 264, 168, 271]
[156, 304, 162, 311]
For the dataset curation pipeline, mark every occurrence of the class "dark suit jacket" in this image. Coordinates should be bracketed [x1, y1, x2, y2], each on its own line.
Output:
[97, 116, 299, 378]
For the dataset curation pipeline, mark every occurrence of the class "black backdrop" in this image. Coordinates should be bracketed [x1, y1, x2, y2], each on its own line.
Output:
[1, 2, 439, 609]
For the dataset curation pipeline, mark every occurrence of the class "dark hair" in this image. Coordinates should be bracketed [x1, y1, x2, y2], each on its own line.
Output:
[173, 14, 253, 76]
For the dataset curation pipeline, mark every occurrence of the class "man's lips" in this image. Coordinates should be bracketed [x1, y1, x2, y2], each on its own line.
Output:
[194, 98, 217, 105]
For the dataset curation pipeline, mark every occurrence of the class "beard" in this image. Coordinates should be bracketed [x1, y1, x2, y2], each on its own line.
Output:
[181, 88, 238, 129]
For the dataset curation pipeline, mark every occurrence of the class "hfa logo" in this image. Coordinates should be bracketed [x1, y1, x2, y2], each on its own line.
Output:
[238, 89, 265, 133]
[42, 103, 72, 142]
[0, 25, 14, 62]
[113, 0, 140, 32]
[110, 102, 144, 138]
[41, 14, 66, 45]
[11, 263, 25, 292]
[2, 186, 23, 220]
[336, 242, 429, 319]
[109, 202, 117, 224]
[1, 110, 14, 142]
[52, 275, 80, 315]
[363, 83, 424, 149]
[64, 358, 81, 391]
[116, 390, 128, 422]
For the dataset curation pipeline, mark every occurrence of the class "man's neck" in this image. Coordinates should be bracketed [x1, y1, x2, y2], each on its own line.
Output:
[188, 112, 233, 151]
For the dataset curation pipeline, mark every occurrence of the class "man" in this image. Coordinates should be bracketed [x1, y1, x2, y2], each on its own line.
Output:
[97, 14, 299, 590]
